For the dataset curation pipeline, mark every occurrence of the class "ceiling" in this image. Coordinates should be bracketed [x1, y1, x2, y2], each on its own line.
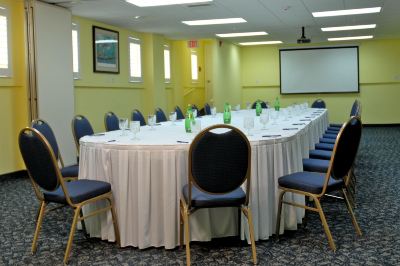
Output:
[44, 0, 400, 44]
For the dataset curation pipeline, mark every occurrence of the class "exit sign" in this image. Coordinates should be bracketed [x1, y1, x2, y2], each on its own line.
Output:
[188, 40, 198, 48]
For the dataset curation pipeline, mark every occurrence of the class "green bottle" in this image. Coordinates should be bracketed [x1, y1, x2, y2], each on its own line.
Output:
[185, 104, 193, 133]
[274, 97, 280, 111]
[256, 101, 262, 116]
[223, 102, 231, 124]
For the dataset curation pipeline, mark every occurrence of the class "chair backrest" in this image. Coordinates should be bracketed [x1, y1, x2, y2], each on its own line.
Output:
[329, 116, 362, 181]
[19, 128, 61, 192]
[104, 111, 119, 132]
[251, 100, 267, 109]
[131, 109, 146, 126]
[155, 107, 167, 123]
[350, 100, 361, 117]
[71, 115, 94, 150]
[31, 119, 61, 162]
[204, 103, 211, 115]
[311, 99, 326, 108]
[175, 106, 185, 120]
[189, 125, 251, 202]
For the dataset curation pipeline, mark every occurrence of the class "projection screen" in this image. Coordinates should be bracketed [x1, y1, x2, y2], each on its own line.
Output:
[279, 46, 359, 94]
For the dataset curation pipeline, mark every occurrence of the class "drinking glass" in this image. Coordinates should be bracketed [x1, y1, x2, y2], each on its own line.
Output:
[246, 102, 251, 110]
[169, 111, 177, 125]
[193, 109, 198, 118]
[211, 107, 217, 117]
[148, 114, 156, 130]
[119, 118, 128, 136]
[244, 116, 254, 136]
[281, 108, 289, 121]
[260, 113, 269, 129]
[270, 110, 279, 125]
[130, 121, 140, 140]
[191, 119, 201, 134]
[234, 104, 241, 111]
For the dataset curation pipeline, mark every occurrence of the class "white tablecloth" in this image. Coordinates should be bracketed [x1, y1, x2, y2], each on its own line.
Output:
[79, 108, 328, 249]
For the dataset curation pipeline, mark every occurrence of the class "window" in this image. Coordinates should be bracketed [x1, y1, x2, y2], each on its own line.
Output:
[0, 7, 11, 77]
[191, 51, 198, 81]
[72, 22, 80, 79]
[164, 45, 171, 82]
[129, 37, 142, 82]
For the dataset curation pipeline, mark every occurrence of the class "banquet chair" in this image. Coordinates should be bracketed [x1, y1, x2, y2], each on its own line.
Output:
[18, 127, 120, 264]
[175, 106, 185, 120]
[180, 124, 257, 266]
[104, 111, 119, 131]
[311, 99, 326, 108]
[276, 116, 362, 251]
[330, 100, 361, 128]
[31, 119, 78, 180]
[204, 103, 211, 115]
[71, 115, 94, 153]
[251, 100, 267, 109]
[155, 107, 167, 123]
[131, 109, 146, 126]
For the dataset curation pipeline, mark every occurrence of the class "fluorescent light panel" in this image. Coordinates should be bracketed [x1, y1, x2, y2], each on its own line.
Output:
[182, 18, 246, 26]
[126, 0, 212, 7]
[239, 41, 282, 46]
[216, 31, 268, 38]
[328, 35, 373, 41]
[0, 6, 5, 10]
[322, 24, 376, 31]
[313, 7, 381, 17]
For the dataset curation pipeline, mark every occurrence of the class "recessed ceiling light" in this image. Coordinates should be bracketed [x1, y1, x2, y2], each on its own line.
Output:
[313, 7, 381, 17]
[239, 41, 283, 46]
[216, 32, 268, 38]
[182, 18, 246, 26]
[133, 15, 141, 19]
[322, 24, 376, 31]
[125, 0, 212, 7]
[328, 35, 373, 41]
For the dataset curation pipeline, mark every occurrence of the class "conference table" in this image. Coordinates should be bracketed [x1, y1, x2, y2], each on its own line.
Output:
[78, 108, 328, 249]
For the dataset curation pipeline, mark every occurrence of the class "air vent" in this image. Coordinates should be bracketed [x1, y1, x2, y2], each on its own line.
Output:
[187, 3, 213, 8]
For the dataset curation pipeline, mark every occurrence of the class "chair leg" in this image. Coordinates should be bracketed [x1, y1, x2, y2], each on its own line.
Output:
[275, 190, 286, 237]
[342, 189, 362, 236]
[313, 196, 336, 251]
[79, 209, 88, 237]
[179, 200, 184, 248]
[108, 197, 121, 247]
[243, 207, 258, 265]
[183, 208, 191, 266]
[63, 206, 81, 264]
[32, 201, 46, 254]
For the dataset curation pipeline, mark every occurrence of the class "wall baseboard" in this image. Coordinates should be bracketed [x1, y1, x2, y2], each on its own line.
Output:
[0, 170, 27, 179]
[364, 123, 400, 127]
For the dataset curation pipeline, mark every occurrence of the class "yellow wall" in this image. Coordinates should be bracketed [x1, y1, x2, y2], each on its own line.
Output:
[241, 39, 400, 124]
[0, 0, 28, 174]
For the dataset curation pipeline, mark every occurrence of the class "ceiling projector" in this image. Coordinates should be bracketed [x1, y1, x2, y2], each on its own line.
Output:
[297, 26, 311, 44]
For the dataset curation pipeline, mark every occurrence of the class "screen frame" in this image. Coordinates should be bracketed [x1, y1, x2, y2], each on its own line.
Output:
[279, 46, 360, 95]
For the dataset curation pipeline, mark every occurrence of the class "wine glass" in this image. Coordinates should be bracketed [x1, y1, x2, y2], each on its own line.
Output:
[246, 102, 251, 110]
[119, 118, 128, 136]
[169, 111, 177, 125]
[193, 109, 198, 119]
[260, 113, 269, 130]
[211, 107, 217, 117]
[148, 114, 156, 130]
[243, 116, 254, 136]
[130, 121, 140, 140]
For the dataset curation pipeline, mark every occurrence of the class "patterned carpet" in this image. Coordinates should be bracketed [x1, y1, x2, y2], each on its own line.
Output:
[1, 127, 399, 265]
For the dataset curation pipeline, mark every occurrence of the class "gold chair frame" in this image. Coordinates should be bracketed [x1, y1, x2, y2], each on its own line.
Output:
[20, 127, 120, 264]
[179, 124, 257, 266]
[276, 117, 362, 251]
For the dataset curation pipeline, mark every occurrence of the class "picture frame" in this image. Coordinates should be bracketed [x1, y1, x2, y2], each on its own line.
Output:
[93, 26, 119, 73]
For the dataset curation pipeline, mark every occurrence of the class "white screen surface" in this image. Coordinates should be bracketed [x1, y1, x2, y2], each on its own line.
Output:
[280, 47, 359, 94]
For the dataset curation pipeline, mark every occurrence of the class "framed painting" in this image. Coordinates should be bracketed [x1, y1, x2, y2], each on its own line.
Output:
[93, 26, 119, 73]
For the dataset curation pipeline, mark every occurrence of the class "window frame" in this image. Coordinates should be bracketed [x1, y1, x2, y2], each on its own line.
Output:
[0, 7, 12, 77]
[72, 22, 80, 79]
[190, 51, 198, 82]
[128, 36, 143, 83]
[164, 45, 171, 83]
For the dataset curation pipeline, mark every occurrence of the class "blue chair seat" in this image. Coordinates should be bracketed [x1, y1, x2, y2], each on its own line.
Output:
[278, 171, 343, 194]
[309, 149, 332, 160]
[315, 143, 334, 151]
[322, 133, 337, 139]
[303, 158, 329, 173]
[319, 138, 336, 144]
[325, 130, 339, 135]
[60, 164, 79, 178]
[329, 123, 342, 128]
[183, 184, 245, 208]
[327, 126, 340, 132]
[44, 179, 111, 204]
